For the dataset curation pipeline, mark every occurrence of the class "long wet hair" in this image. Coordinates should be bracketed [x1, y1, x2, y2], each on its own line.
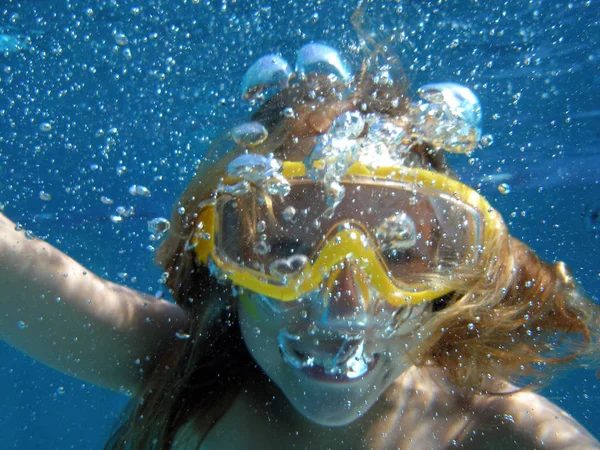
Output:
[105, 34, 599, 450]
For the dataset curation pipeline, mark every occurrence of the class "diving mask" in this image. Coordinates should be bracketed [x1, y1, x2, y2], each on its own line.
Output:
[190, 156, 503, 307]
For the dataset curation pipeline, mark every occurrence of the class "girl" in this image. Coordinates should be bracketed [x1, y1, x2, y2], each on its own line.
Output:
[2, 41, 599, 449]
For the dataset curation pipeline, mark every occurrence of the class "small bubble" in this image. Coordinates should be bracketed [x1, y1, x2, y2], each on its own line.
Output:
[39, 122, 52, 133]
[467, 323, 475, 330]
[175, 331, 191, 340]
[100, 196, 114, 205]
[57, 386, 66, 395]
[128, 184, 151, 197]
[281, 107, 295, 118]
[230, 122, 269, 148]
[116, 205, 134, 217]
[148, 217, 170, 239]
[256, 220, 266, 233]
[480, 134, 494, 147]
[282, 206, 296, 222]
[17, 320, 28, 329]
[114, 33, 129, 46]
[39, 191, 52, 201]
[498, 183, 511, 195]
[116, 165, 127, 176]
[449, 38, 459, 49]
[253, 241, 270, 255]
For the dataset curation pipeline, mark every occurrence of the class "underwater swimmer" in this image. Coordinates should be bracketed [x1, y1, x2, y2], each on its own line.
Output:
[2, 42, 600, 450]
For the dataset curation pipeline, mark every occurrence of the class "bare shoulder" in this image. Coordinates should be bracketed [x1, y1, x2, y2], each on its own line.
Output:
[367, 366, 600, 450]
[468, 385, 600, 449]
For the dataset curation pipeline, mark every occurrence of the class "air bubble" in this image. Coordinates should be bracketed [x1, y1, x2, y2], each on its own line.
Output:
[39, 122, 52, 133]
[241, 54, 291, 100]
[498, 183, 511, 195]
[281, 107, 295, 118]
[128, 184, 151, 197]
[253, 241, 270, 255]
[116, 206, 134, 217]
[39, 191, 52, 201]
[114, 33, 129, 46]
[148, 217, 170, 239]
[230, 122, 268, 148]
[282, 206, 296, 222]
[295, 43, 351, 82]
[480, 134, 494, 147]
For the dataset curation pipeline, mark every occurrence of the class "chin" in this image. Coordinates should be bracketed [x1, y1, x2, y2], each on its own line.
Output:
[289, 395, 372, 427]
[276, 366, 384, 427]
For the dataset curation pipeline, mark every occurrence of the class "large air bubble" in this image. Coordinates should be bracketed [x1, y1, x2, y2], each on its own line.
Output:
[241, 54, 292, 101]
[411, 82, 483, 154]
[295, 43, 351, 82]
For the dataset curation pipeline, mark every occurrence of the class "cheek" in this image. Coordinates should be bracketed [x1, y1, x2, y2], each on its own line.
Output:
[238, 304, 282, 367]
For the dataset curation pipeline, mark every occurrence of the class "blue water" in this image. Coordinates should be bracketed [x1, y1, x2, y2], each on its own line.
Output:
[1, 0, 599, 447]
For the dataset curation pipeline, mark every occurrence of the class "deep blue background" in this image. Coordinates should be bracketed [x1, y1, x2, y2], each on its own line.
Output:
[1, 0, 599, 448]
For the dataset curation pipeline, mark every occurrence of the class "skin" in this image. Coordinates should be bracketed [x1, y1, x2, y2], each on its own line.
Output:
[236, 265, 429, 427]
[0, 212, 188, 394]
[198, 366, 600, 450]
[1, 211, 599, 449]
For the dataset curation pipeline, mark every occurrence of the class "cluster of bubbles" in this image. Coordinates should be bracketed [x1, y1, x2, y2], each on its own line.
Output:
[219, 44, 486, 240]
[306, 110, 414, 214]
[240, 42, 350, 102]
[409, 82, 482, 154]
[224, 153, 291, 198]
[0, 30, 29, 55]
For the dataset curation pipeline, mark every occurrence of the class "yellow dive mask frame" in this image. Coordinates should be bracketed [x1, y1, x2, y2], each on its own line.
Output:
[189, 160, 504, 306]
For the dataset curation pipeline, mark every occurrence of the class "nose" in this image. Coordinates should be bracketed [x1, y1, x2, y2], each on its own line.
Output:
[320, 265, 369, 329]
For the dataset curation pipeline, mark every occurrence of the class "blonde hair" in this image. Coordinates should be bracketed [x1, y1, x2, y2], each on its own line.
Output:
[106, 62, 599, 450]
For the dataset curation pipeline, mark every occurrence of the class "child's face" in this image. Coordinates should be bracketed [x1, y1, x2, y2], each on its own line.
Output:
[237, 277, 430, 426]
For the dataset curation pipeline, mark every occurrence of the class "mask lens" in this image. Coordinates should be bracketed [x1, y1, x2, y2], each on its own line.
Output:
[213, 178, 484, 297]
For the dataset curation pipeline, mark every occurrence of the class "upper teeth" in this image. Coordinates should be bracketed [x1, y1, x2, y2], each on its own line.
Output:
[279, 331, 372, 378]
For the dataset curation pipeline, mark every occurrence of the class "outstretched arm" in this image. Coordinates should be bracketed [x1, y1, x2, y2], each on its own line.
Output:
[0, 213, 189, 395]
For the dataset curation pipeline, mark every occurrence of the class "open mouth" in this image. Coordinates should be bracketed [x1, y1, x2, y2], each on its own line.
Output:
[278, 330, 378, 383]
